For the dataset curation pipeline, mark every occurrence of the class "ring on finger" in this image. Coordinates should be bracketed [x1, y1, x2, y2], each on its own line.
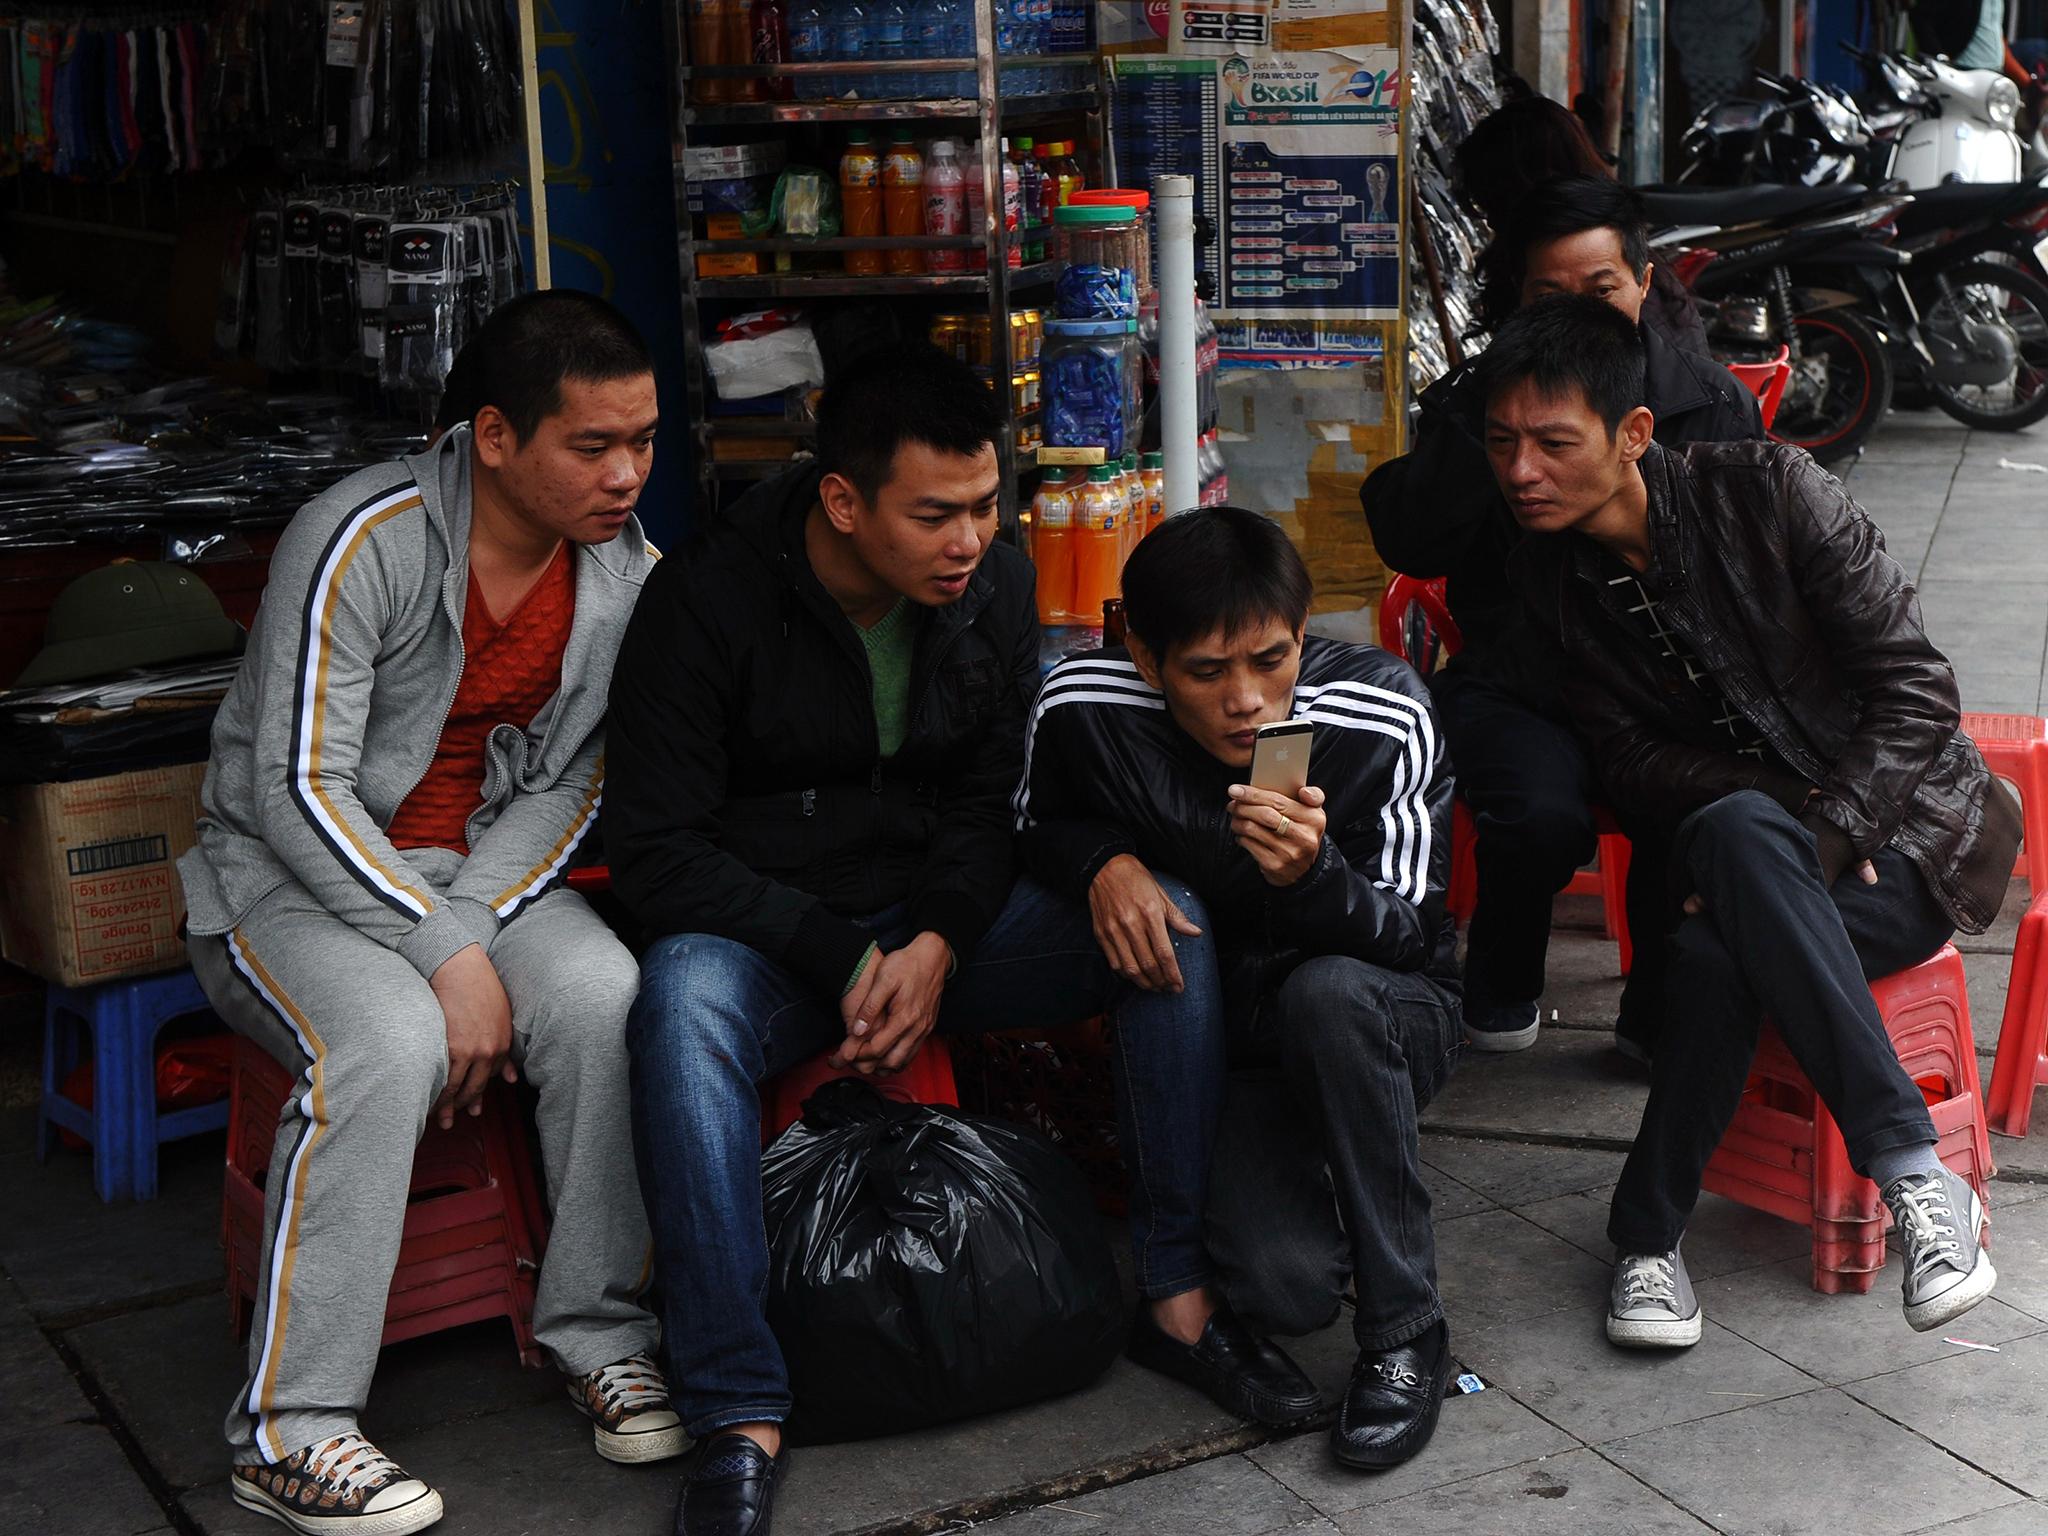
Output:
[1276, 814, 1293, 839]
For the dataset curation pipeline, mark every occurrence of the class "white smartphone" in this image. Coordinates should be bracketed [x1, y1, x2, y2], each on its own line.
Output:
[1249, 720, 1314, 798]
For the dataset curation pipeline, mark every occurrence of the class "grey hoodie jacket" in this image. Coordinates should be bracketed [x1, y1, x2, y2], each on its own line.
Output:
[177, 426, 658, 979]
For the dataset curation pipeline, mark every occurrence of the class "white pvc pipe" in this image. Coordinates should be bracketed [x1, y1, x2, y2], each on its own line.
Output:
[1155, 174, 1199, 517]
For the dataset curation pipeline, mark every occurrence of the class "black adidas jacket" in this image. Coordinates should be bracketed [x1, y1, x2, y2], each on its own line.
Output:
[1015, 635, 1457, 977]
[605, 463, 1041, 998]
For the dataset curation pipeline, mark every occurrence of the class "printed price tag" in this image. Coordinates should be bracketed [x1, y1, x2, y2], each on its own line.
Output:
[326, 0, 366, 66]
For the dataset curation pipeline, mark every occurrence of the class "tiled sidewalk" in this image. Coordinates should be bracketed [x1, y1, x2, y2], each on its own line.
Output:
[1, 409, 2042, 1536]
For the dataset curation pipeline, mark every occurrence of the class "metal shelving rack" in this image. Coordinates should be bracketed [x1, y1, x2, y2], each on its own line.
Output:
[667, 19, 1104, 527]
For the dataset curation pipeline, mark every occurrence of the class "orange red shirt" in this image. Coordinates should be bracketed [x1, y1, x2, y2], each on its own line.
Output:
[386, 544, 575, 855]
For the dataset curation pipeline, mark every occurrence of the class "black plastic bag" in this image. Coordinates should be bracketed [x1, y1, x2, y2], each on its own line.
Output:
[762, 1078, 1123, 1442]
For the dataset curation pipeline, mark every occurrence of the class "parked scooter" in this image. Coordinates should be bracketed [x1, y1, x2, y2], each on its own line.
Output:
[1849, 47, 2028, 187]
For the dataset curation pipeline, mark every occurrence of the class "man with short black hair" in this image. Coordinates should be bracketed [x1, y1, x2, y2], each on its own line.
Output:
[610, 347, 1047, 1536]
[181, 290, 676, 1535]
[1017, 508, 1464, 1473]
[1362, 175, 1763, 1058]
[1479, 295, 2020, 1349]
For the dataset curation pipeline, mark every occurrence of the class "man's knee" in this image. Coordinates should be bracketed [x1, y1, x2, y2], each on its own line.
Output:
[1148, 873, 1214, 937]
[1667, 916, 1741, 988]
[340, 993, 449, 1107]
[1276, 956, 1396, 1054]
[1223, 1258, 1346, 1338]
[1690, 789, 1797, 852]
[626, 933, 763, 1065]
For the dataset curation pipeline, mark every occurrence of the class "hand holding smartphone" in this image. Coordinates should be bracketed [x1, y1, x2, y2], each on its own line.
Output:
[1248, 719, 1314, 799]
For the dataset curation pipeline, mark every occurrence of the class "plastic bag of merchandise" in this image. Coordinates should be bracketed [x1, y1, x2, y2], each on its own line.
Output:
[767, 165, 840, 239]
[704, 309, 826, 401]
[761, 1077, 1124, 1442]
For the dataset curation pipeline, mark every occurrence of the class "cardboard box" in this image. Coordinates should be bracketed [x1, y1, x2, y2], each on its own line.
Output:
[0, 762, 205, 986]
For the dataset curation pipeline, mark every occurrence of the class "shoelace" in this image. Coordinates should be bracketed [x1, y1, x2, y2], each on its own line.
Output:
[1618, 1254, 1680, 1312]
[1889, 1176, 1966, 1286]
[590, 1355, 669, 1418]
[304, 1433, 403, 1501]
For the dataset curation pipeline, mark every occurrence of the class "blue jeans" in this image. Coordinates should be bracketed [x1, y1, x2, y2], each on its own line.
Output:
[626, 876, 1227, 1438]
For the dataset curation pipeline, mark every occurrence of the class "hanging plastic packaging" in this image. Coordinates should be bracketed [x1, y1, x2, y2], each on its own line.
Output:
[382, 219, 462, 394]
[761, 1079, 1123, 1441]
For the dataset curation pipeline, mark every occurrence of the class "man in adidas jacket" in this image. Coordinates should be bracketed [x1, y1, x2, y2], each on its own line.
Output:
[1017, 508, 1463, 1473]
[178, 294, 676, 1536]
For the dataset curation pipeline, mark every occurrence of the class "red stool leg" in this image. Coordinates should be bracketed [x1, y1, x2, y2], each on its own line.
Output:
[1448, 801, 1478, 924]
[1809, 1096, 1885, 1294]
[1987, 898, 2048, 1138]
[1600, 832, 1634, 975]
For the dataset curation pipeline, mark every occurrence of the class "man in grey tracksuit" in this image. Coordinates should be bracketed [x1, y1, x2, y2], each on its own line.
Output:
[179, 293, 678, 1536]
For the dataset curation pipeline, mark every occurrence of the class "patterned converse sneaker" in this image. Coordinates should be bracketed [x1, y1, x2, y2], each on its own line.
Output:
[569, 1354, 688, 1464]
[1607, 1247, 1703, 1348]
[1883, 1167, 1997, 1332]
[230, 1432, 442, 1534]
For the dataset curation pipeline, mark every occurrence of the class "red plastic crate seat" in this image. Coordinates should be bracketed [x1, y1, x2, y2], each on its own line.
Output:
[1380, 573, 1633, 972]
[222, 1037, 551, 1368]
[1986, 891, 2048, 1138]
[1701, 943, 1994, 1294]
[761, 1038, 959, 1144]
[1960, 711, 2046, 893]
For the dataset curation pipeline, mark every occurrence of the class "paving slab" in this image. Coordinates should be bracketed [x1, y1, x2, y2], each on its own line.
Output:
[1847, 1330, 2048, 1496]
[1457, 1305, 1817, 1445]
[1248, 1379, 1577, 1518]
[1419, 1028, 1648, 1144]
[1512, 1188, 1812, 1279]
[0, 1276, 94, 1444]
[964, 1451, 1320, 1535]
[0, 1422, 169, 1536]
[1604, 1388, 2015, 1536]
[1419, 1161, 1495, 1221]
[0, 1135, 226, 1319]
[1329, 1447, 1715, 1535]
[65, 1296, 562, 1492]
[1909, 1502, 2048, 1534]
[1432, 1209, 1610, 1332]
[1418, 1136, 1628, 1208]
[1702, 1254, 2045, 1386]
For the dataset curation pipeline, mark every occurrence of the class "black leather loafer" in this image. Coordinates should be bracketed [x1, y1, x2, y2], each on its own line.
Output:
[1332, 1319, 1452, 1470]
[674, 1432, 784, 1536]
[1127, 1302, 1324, 1427]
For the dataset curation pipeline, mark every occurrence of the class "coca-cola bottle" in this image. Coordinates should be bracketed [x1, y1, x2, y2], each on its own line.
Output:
[751, 0, 793, 99]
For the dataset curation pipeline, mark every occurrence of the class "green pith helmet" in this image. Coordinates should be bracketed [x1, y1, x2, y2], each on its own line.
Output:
[13, 560, 244, 689]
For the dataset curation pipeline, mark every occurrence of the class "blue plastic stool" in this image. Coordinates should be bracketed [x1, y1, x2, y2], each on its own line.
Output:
[37, 968, 231, 1202]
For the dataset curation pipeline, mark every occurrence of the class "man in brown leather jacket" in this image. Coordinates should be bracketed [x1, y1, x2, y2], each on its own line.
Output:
[1480, 296, 2022, 1351]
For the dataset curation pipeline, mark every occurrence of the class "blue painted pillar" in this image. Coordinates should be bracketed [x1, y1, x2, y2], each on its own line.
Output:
[529, 0, 694, 549]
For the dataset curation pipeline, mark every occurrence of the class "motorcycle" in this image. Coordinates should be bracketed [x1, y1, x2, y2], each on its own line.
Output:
[1645, 183, 1912, 461]
[1664, 71, 2048, 432]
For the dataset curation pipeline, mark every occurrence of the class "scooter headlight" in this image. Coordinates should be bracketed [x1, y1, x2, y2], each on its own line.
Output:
[1987, 76, 2020, 130]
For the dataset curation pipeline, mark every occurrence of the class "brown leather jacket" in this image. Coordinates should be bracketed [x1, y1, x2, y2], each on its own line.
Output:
[1512, 440, 2021, 934]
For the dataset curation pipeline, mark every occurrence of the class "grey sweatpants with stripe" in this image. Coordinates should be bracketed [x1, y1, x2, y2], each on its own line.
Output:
[190, 849, 658, 1465]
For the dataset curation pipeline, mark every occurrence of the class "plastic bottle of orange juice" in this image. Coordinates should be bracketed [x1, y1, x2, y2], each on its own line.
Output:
[1076, 464, 1122, 624]
[881, 130, 925, 276]
[840, 130, 884, 275]
[1141, 450, 1165, 534]
[1118, 452, 1142, 562]
[1031, 473, 1077, 627]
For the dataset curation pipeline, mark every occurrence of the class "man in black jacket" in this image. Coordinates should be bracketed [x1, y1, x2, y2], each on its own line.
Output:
[1480, 297, 2019, 1351]
[1361, 177, 1763, 1056]
[607, 350, 1051, 1536]
[1018, 509, 1464, 1472]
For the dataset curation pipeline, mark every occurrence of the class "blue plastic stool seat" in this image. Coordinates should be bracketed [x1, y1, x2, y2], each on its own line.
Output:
[37, 967, 231, 1202]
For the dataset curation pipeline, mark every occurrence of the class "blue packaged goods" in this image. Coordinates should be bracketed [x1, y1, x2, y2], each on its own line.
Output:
[1043, 318, 1137, 456]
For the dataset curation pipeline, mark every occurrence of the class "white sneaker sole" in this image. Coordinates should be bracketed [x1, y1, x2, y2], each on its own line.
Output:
[232, 1477, 444, 1535]
[1465, 1019, 1540, 1053]
[1906, 1247, 1997, 1333]
[1607, 1311, 1704, 1349]
[593, 1421, 690, 1464]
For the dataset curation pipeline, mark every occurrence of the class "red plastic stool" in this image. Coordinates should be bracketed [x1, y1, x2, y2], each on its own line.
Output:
[1701, 944, 1994, 1294]
[762, 1039, 960, 1144]
[222, 1037, 551, 1368]
[1725, 345, 1793, 432]
[1961, 711, 2047, 892]
[1379, 574, 1632, 968]
[1986, 891, 2048, 1137]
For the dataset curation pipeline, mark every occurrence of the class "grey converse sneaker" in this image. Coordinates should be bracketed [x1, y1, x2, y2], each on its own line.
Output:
[1882, 1167, 1996, 1332]
[1607, 1247, 1702, 1348]
[231, 1432, 443, 1535]
[569, 1354, 688, 1463]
